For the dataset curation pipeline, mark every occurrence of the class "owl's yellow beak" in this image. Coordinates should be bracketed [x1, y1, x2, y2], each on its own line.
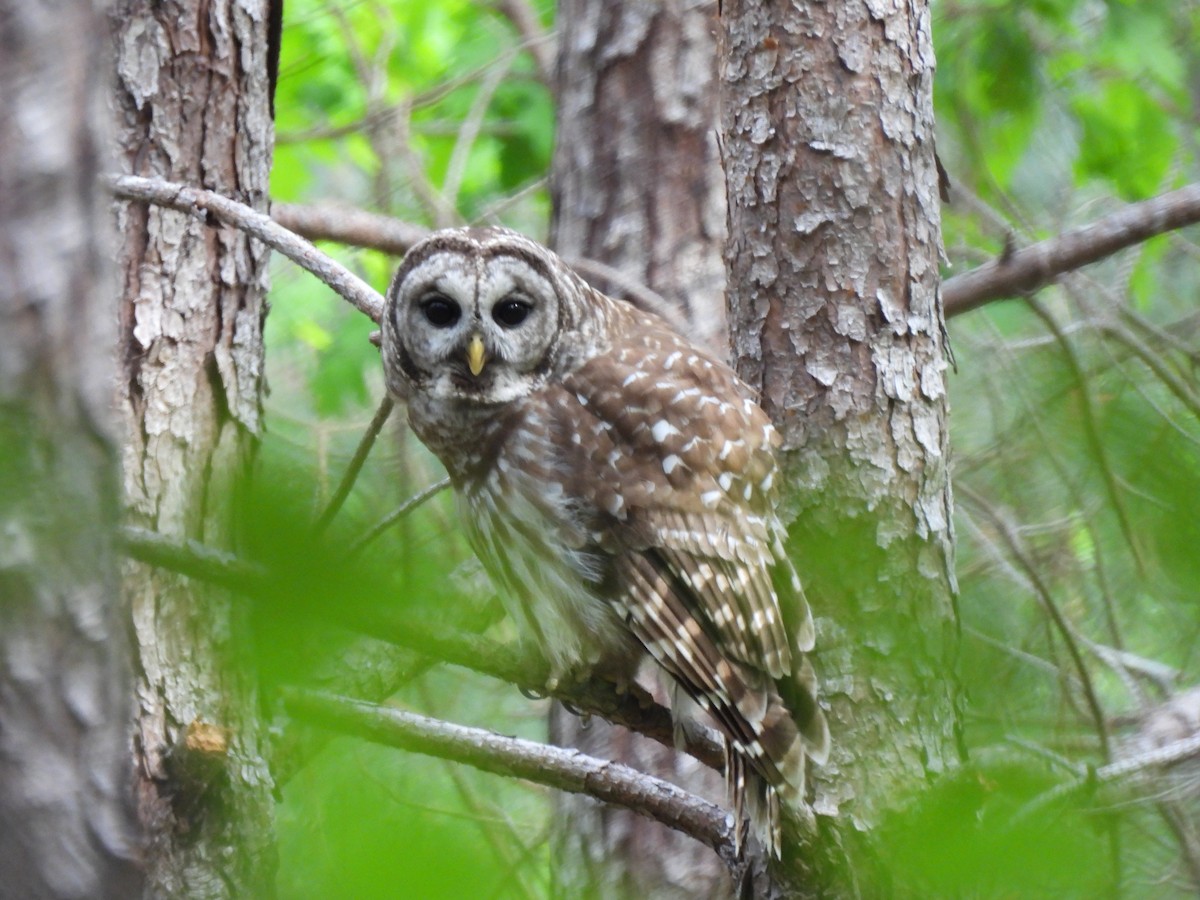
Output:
[466, 333, 487, 377]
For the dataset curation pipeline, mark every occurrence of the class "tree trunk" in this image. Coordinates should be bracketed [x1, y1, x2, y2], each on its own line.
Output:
[109, 1, 277, 894]
[0, 2, 143, 896]
[720, 0, 958, 891]
[548, 1, 733, 896]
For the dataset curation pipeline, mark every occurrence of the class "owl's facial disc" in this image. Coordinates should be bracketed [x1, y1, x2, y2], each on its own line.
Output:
[392, 247, 561, 404]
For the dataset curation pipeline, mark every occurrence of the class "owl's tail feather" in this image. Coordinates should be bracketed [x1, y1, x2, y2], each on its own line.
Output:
[619, 553, 828, 856]
[723, 669, 829, 857]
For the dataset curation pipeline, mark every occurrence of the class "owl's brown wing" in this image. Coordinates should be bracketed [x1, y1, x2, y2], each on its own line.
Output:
[556, 326, 807, 683]
[548, 324, 829, 782]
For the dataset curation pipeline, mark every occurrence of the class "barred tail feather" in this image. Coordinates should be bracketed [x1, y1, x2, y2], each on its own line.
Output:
[618, 552, 827, 857]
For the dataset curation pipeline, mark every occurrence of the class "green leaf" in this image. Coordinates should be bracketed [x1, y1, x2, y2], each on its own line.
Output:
[1072, 80, 1173, 200]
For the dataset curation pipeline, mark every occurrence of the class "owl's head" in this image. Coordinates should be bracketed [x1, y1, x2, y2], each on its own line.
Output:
[382, 227, 603, 406]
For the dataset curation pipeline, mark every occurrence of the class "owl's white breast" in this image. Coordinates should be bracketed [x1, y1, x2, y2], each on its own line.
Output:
[457, 464, 634, 684]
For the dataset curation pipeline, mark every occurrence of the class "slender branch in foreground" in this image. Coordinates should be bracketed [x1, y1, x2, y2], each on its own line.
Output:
[347, 476, 451, 556]
[944, 182, 1200, 317]
[117, 525, 727, 773]
[1014, 729, 1200, 828]
[108, 175, 385, 322]
[283, 689, 737, 860]
[314, 396, 395, 534]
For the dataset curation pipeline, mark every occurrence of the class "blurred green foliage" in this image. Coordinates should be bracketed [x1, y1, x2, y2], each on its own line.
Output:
[261, 0, 1200, 895]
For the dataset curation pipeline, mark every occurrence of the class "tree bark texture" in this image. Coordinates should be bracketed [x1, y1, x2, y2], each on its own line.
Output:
[109, 1, 276, 894]
[720, 0, 958, 889]
[548, 1, 734, 896]
[0, 2, 144, 896]
[550, 0, 728, 353]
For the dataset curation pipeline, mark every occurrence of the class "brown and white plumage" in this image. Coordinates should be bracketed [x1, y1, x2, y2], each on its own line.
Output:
[381, 226, 829, 854]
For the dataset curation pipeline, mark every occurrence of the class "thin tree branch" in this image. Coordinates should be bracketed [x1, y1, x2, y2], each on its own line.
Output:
[393, 99, 462, 228]
[1097, 320, 1200, 422]
[314, 396, 395, 533]
[347, 476, 451, 555]
[443, 49, 517, 209]
[1023, 297, 1147, 578]
[108, 175, 385, 322]
[272, 201, 429, 258]
[282, 689, 738, 861]
[956, 484, 1112, 762]
[483, 0, 554, 83]
[277, 53, 541, 145]
[944, 183, 1200, 317]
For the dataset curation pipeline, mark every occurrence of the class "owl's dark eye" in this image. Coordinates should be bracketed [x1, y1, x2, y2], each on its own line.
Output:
[493, 298, 532, 328]
[421, 296, 461, 328]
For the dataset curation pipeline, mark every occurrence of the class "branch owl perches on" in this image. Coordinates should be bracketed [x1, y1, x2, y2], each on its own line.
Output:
[380, 226, 829, 855]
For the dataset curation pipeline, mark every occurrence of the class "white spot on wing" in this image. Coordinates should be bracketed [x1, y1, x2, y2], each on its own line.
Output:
[651, 420, 679, 443]
[662, 454, 682, 475]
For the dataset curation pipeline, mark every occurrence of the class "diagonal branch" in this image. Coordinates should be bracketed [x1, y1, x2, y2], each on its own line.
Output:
[944, 183, 1200, 317]
[283, 688, 737, 861]
[313, 396, 395, 533]
[956, 484, 1111, 761]
[483, 0, 555, 83]
[108, 175, 385, 322]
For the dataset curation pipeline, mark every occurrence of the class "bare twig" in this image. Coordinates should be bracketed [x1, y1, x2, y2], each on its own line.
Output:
[956, 484, 1111, 762]
[277, 54, 532, 145]
[108, 175, 385, 322]
[1097, 320, 1200, 421]
[282, 689, 737, 859]
[944, 183, 1200, 317]
[483, 0, 554, 83]
[1024, 297, 1147, 577]
[393, 100, 462, 228]
[314, 396, 395, 533]
[443, 49, 517, 209]
[348, 476, 452, 556]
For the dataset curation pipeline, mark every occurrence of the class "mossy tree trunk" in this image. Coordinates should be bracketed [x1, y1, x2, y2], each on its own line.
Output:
[720, 0, 959, 892]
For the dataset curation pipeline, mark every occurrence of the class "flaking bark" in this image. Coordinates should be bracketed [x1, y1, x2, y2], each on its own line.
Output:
[720, 0, 959, 892]
[109, 1, 277, 894]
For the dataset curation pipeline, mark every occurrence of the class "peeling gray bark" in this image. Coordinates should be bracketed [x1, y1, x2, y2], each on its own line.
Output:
[0, 2, 143, 896]
[548, 1, 734, 896]
[109, 1, 277, 895]
[721, 0, 958, 890]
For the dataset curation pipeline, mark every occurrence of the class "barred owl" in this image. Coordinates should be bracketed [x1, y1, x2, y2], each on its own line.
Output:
[381, 227, 829, 854]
